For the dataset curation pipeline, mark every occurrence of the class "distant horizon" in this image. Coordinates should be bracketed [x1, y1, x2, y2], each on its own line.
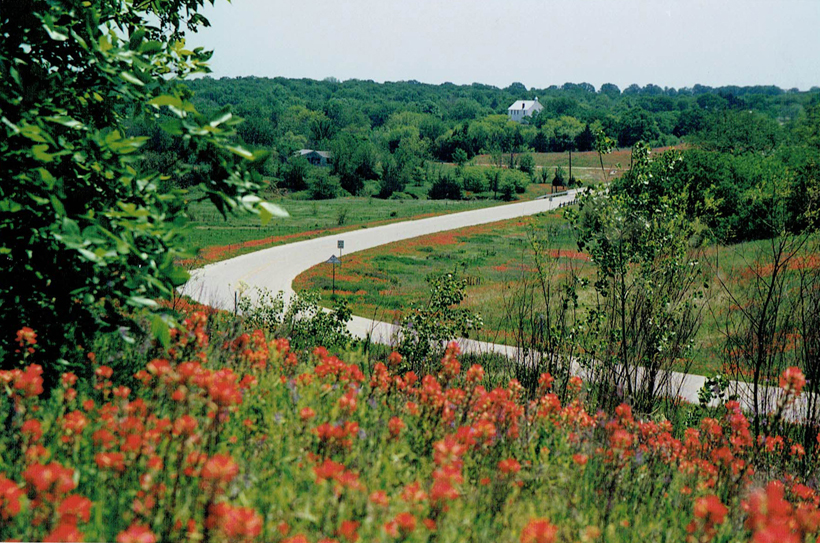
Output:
[189, 0, 820, 93]
[194, 73, 819, 94]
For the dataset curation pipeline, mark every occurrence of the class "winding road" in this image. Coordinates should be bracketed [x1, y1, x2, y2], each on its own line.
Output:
[183, 191, 810, 420]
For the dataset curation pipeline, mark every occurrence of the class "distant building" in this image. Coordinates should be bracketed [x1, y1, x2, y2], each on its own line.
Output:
[507, 98, 543, 122]
[296, 149, 332, 167]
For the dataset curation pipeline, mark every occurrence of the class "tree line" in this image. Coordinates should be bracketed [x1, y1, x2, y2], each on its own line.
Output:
[127, 77, 819, 215]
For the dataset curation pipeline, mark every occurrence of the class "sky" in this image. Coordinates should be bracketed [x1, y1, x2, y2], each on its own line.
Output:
[189, 0, 820, 91]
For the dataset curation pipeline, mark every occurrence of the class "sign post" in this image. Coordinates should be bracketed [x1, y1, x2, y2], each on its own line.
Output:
[326, 255, 342, 297]
[337, 240, 344, 266]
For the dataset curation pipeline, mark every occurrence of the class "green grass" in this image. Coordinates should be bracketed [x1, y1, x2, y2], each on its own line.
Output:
[295, 210, 818, 377]
[179, 175, 561, 266]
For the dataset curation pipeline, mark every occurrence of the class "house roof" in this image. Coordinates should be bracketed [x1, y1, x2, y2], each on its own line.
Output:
[297, 149, 332, 158]
[507, 100, 542, 111]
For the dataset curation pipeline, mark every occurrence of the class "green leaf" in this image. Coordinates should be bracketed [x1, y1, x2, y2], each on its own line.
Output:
[165, 266, 190, 287]
[151, 314, 171, 349]
[32, 144, 54, 162]
[159, 119, 183, 135]
[149, 95, 183, 109]
[258, 201, 289, 226]
[225, 145, 254, 160]
[50, 195, 65, 216]
[128, 296, 158, 309]
[43, 23, 68, 42]
[209, 111, 232, 128]
[119, 71, 145, 86]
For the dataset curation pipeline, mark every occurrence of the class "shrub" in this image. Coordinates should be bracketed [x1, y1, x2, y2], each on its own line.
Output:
[461, 168, 488, 193]
[503, 169, 530, 194]
[396, 273, 481, 371]
[307, 170, 341, 200]
[237, 287, 351, 351]
[518, 153, 536, 175]
[428, 174, 464, 200]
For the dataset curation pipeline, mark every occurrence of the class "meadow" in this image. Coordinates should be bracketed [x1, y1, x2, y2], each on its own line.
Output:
[179, 182, 557, 267]
[293, 210, 817, 378]
[1, 310, 816, 542]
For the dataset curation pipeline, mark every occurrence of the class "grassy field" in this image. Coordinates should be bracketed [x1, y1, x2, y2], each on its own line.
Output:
[180, 179, 560, 267]
[468, 146, 685, 184]
[294, 210, 816, 377]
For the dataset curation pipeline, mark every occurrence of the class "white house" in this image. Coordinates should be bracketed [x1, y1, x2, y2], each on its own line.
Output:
[507, 98, 543, 122]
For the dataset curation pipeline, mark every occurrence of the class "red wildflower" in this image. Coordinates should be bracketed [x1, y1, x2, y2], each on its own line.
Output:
[388, 416, 405, 438]
[62, 410, 88, 436]
[572, 454, 588, 466]
[116, 523, 157, 543]
[43, 522, 84, 542]
[537, 372, 554, 393]
[337, 520, 360, 542]
[16, 326, 37, 346]
[57, 494, 92, 524]
[201, 454, 239, 487]
[23, 462, 76, 496]
[520, 518, 558, 543]
[0, 474, 23, 519]
[465, 364, 485, 384]
[14, 364, 44, 397]
[95, 452, 125, 472]
[172, 415, 198, 437]
[60, 372, 78, 387]
[385, 512, 416, 538]
[300, 407, 316, 421]
[369, 490, 389, 507]
[206, 502, 262, 541]
[779, 367, 806, 397]
[313, 458, 347, 482]
[498, 457, 522, 475]
[387, 351, 402, 368]
[21, 418, 43, 442]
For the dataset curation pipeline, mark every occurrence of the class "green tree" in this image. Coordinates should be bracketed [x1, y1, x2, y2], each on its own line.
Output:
[452, 148, 469, 167]
[573, 144, 704, 411]
[398, 273, 482, 372]
[0, 0, 284, 376]
[518, 153, 536, 175]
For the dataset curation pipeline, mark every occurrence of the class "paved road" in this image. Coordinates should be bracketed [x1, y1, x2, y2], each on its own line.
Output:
[183, 191, 580, 315]
[183, 190, 809, 420]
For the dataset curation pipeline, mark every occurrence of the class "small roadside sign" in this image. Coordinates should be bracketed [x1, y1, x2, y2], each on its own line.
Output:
[326, 254, 341, 296]
[337, 240, 344, 249]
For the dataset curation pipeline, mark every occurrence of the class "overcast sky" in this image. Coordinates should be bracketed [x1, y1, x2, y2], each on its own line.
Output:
[189, 0, 820, 91]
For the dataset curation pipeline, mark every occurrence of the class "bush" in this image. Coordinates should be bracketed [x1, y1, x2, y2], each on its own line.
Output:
[281, 156, 310, 191]
[428, 174, 464, 200]
[237, 287, 351, 351]
[498, 180, 516, 201]
[552, 166, 567, 187]
[397, 273, 481, 372]
[461, 167, 488, 193]
[503, 169, 530, 194]
[377, 161, 408, 199]
[389, 191, 415, 200]
[307, 170, 342, 200]
[518, 153, 536, 175]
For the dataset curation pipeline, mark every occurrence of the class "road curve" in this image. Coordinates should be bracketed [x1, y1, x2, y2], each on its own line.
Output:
[183, 190, 580, 320]
[182, 191, 809, 420]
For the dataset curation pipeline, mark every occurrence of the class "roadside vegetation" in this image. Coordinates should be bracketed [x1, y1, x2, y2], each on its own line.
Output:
[3, 0, 820, 542]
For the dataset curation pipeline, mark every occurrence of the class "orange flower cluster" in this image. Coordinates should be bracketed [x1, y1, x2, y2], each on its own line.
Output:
[2, 315, 819, 542]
